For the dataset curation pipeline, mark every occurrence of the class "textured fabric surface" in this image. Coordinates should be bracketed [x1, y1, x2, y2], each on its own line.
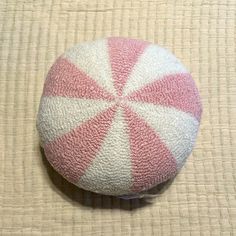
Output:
[0, 0, 236, 235]
[37, 37, 201, 196]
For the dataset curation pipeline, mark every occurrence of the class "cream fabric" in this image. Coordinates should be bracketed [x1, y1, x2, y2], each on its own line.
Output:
[123, 44, 188, 96]
[0, 0, 235, 235]
[126, 101, 199, 170]
[63, 39, 117, 95]
[77, 107, 133, 196]
[37, 96, 114, 144]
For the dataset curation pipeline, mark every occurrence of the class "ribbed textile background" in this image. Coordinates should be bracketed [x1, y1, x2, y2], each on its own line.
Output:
[0, 0, 235, 235]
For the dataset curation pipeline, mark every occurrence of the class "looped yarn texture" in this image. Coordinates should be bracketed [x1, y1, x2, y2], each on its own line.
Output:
[37, 37, 202, 196]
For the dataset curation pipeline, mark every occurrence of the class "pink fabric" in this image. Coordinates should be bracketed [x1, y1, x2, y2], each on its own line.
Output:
[43, 57, 115, 101]
[44, 105, 117, 183]
[123, 106, 177, 192]
[108, 37, 148, 96]
[127, 73, 202, 121]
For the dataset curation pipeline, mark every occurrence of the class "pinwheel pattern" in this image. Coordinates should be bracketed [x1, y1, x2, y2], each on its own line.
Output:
[37, 37, 202, 196]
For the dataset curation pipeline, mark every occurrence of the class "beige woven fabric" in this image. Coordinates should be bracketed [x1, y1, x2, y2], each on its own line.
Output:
[0, 0, 236, 235]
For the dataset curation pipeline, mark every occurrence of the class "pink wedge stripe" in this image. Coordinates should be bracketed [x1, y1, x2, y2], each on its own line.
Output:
[43, 57, 115, 101]
[108, 37, 149, 96]
[127, 73, 202, 121]
[44, 105, 118, 184]
[123, 106, 177, 192]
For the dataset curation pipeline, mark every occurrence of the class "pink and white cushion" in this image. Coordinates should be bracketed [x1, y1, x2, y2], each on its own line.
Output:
[37, 37, 202, 197]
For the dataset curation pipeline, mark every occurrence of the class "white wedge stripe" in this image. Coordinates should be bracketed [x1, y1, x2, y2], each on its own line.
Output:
[37, 96, 114, 144]
[63, 39, 117, 96]
[123, 44, 188, 96]
[126, 101, 199, 169]
[77, 107, 133, 195]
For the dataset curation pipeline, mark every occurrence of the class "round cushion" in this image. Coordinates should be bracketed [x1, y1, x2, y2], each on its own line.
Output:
[37, 37, 202, 197]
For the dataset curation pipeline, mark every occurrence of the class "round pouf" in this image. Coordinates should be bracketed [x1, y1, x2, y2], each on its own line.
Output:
[37, 37, 202, 197]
